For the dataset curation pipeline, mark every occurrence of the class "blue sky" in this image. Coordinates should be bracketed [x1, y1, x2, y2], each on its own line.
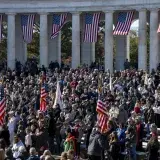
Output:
[131, 20, 138, 30]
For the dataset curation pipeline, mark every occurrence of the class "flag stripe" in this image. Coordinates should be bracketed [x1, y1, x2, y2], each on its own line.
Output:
[96, 99, 109, 133]
[40, 85, 47, 112]
[21, 14, 35, 44]
[113, 11, 134, 35]
[0, 84, 6, 125]
[51, 13, 67, 39]
[83, 13, 100, 42]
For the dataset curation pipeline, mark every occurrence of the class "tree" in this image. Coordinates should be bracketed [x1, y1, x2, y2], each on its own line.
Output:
[129, 25, 150, 67]
[27, 23, 40, 59]
[0, 22, 7, 60]
[61, 22, 72, 59]
[130, 35, 138, 64]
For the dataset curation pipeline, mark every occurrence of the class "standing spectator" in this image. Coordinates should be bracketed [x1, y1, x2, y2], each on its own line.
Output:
[147, 133, 159, 160]
[135, 117, 144, 151]
[27, 147, 40, 160]
[64, 128, 76, 153]
[12, 134, 25, 159]
[25, 128, 32, 151]
[117, 123, 126, 152]
[117, 105, 128, 124]
[47, 111, 56, 154]
[125, 119, 137, 160]
[87, 127, 104, 160]
[0, 124, 10, 147]
[109, 131, 120, 160]
[134, 100, 141, 115]
[124, 59, 130, 70]
[7, 111, 16, 144]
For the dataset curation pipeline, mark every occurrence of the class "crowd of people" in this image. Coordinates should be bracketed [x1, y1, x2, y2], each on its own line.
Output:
[0, 60, 159, 160]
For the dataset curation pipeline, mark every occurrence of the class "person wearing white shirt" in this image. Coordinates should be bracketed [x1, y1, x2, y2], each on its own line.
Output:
[12, 134, 25, 159]
[25, 128, 32, 151]
[7, 111, 16, 144]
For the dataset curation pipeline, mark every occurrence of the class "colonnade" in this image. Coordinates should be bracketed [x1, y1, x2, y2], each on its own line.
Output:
[5, 9, 160, 72]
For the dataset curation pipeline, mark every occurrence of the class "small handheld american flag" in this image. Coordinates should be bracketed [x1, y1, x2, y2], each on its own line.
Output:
[113, 11, 134, 35]
[0, 83, 6, 125]
[40, 84, 47, 112]
[96, 99, 109, 133]
[21, 14, 35, 44]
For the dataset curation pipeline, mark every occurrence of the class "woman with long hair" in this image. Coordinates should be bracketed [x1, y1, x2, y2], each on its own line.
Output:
[109, 131, 120, 160]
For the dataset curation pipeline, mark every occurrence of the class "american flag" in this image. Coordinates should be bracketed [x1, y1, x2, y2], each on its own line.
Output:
[157, 24, 160, 33]
[0, 15, 3, 43]
[0, 84, 6, 125]
[96, 99, 109, 133]
[83, 13, 100, 42]
[113, 12, 134, 35]
[40, 84, 47, 112]
[21, 15, 35, 44]
[51, 13, 67, 39]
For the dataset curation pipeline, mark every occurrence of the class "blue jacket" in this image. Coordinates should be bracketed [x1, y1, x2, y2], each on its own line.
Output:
[117, 128, 126, 144]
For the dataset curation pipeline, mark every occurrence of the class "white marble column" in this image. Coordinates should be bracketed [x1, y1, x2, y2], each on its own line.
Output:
[72, 12, 80, 68]
[48, 15, 61, 65]
[91, 43, 95, 62]
[24, 43, 27, 63]
[57, 30, 61, 66]
[138, 9, 147, 70]
[15, 14, 26, 65]
[115, 35, 130, 70]
[104, 11, 113, 73]
[40, 13, 48, 67]
[7, 13, 16, 70]
[149, 9, 159, 72]
[81, 43, 95, 65]
[115, 36, 125, 70]
[126, 34, 130, 61]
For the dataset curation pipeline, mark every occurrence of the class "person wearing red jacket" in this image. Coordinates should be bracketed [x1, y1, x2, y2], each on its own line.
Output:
[134, 100, 141, 114]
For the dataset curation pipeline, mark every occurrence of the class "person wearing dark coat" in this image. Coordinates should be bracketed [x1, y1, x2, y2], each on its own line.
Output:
[0, 124, 10, 147]
[35, 92, 40, 110]
[87, 127, 104, 160]
[109, 131, 120, 160]
[47, 111, 56, 153]
[147, 134, 159, 160]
